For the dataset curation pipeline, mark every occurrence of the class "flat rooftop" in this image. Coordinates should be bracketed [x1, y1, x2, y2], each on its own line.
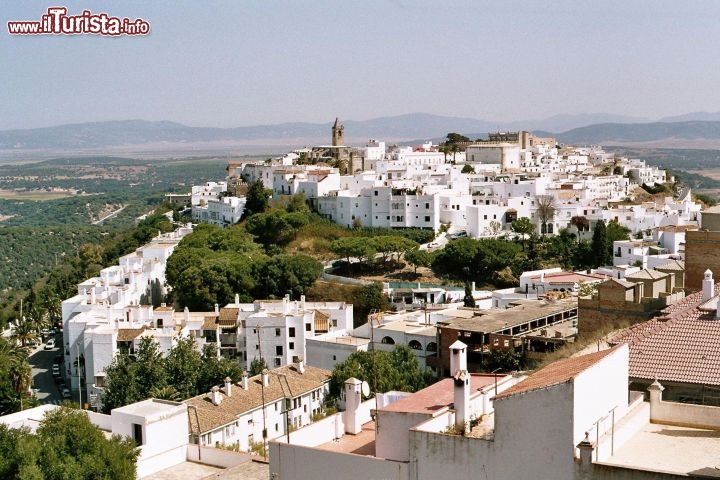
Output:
[143, 461, 223, 480]
[381, 374, 500, 415]
[600, 422, 720, 477]
[316, 421, 376, 456]
[438, 297, 578, 333]
[113, 398, 184, 418]
[309, 335, 370, 347]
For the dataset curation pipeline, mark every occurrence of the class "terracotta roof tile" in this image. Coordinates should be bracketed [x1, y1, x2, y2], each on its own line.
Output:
[218, 307, 239, 326]
[201, 315, 218, 330]
[493, 347, 620, 400]
[117, 328, 146, 342]
[184, 364, 331, 434]
[609, 282, 720, 386]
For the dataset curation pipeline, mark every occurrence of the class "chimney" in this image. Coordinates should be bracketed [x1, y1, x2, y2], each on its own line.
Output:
[343, 378, 362, 434]
[262, 369, 269, 387]
[214, 303, 219, 314]
[449, 340, 467, 375]
[300, 295, 306, 311]
[703, 269, 714, 302]
[91, 286, 96, 304]
[241, 371, 249, 390]
[454, 370, 470, 432]
[211, 386, 222, 406]
[297, 357, 305, 374]
[184, 306, 190, 323]
[235, 293, 240, 305]
[224, 377, 232, 397]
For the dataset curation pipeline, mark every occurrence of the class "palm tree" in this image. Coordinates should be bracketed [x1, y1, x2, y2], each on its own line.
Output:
[149, 385, 181, 402]
[11, 318, 38, 348]
[8, 355, 32, 410]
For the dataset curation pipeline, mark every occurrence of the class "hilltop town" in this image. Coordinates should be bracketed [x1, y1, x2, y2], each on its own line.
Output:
[4, 118, 720, 479]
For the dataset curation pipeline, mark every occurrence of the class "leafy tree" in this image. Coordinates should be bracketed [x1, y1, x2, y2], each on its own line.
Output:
[10, 318, 38, 348]
[431, 237, 479, 280]
[369, 236, 418, 264]
[133, 338, 167, 399]
[461, 164, 475, 174]
[249, 357, 267, 376]
[606, 219, 631, 247]
[197, 344, 244, 394]
[404, 248, 434, 275]
[483, 349, 525, 372]
[285, 193, 310, 213]
[330, 237, 376, 269]
[255, 254, 323, 299]
[242, 180, 270, 219]
[570, 215, 590, 232]
[328, 345, 433, 401]
[101, 353, 138, 413]
[19, 406, 138, 479]
[353, 283, 391, 328]
[245, 211, 297, 248]
[164, 335, 202, 400]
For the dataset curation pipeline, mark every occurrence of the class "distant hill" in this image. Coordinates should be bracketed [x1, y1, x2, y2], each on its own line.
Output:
[659, 111, 720, 122]
[552, 121, 720, 146]
[3, 115, 720, 152]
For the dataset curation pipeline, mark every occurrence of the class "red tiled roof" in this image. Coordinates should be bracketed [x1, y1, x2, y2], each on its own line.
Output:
[608, 282, 720, 386]
[493, 347, 620, 400]
[380, 374, 498, 415]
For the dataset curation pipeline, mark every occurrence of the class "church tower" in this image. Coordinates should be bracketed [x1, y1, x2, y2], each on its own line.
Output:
[332, 117, 345, 146]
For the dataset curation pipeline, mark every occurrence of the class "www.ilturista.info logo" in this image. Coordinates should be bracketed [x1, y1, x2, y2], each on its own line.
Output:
[8, 7, 150, 35]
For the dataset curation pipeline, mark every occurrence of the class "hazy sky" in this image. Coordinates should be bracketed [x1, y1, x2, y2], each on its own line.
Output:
[2, 1, 719, 130]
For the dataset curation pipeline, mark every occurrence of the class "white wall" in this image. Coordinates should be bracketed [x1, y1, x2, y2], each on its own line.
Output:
[269, 442, 409, 480]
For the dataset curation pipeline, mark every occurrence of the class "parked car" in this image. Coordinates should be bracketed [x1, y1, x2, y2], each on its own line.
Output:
[44, 339, 55, 350]
[61, 386, 71, 399]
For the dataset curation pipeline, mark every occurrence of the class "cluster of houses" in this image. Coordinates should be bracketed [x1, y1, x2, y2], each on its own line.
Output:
[7, 122, 715, 477]
[181, 121, 698, 243]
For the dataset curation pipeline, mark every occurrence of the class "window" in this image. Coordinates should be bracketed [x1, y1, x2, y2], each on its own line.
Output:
[408, 340, 422, 350]
[275, 328, 281, 336]
[425, 203, 430, 209]
[275, 423, 279, 432]
[156, 318, 163, 328]
[276, 345, 283, 355]
[381, 336, 395, 344]
[289, 327, 295, 338]
[305, 323, 311, 331]
[425, 216, 430, 222]
[289, 342, 294, 350]
[274, 358, 281, 367]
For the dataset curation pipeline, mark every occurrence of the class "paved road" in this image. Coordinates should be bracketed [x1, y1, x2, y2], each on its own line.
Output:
[29, 333, 65, 405]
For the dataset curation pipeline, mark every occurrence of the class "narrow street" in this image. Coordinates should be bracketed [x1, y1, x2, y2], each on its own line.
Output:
[28, 333, 65, 405]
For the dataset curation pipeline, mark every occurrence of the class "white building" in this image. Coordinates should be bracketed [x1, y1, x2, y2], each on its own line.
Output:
[192, 195, 245, 227]
[184, 361, 331, 452]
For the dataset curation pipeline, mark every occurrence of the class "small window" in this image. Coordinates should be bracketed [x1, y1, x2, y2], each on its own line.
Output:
[132, 423, 143, 446]
[289, 327, 295, 338]
[276, 345, 283, 355]
[274, 358, 281, 367]
[289, 342, 295, 350]
[425, 216, 430, 222]
[425, 203, 430, 209]
[275, 328, 281, 336]
[305, 323, 311, 331]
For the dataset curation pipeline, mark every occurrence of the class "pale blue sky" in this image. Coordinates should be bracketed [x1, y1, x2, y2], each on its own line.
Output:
[2, 1, 719, 130]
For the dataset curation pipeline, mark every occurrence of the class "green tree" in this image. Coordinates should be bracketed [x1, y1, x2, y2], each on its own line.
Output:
[198, 344, 243, 394]
[404, 248, 433, 275]
[353, 283, 391, 328]
[134, 337, 167, 399]
[11, 318, 38, 348]
[101, 353, 138, 413]
[591, 220, 610, 267]
[463, 282, 476, 308]
[249, 357, 267, 376]
[242, 180, 270, 220]
[164, 335, 202, 399]
[461, 164, 475, 174]
[255, 254, 323, 299]
[245, 211, 297, 248]
[328, 345, 433, 401]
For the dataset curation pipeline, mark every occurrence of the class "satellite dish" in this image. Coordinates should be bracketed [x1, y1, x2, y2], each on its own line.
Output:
[361, 381, 370, 397]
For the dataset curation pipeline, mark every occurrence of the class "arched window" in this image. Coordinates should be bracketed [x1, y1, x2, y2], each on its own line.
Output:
[426, 342, 437, 352]
[381, 336, 395, 345]
[408, 340, 422, 350]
